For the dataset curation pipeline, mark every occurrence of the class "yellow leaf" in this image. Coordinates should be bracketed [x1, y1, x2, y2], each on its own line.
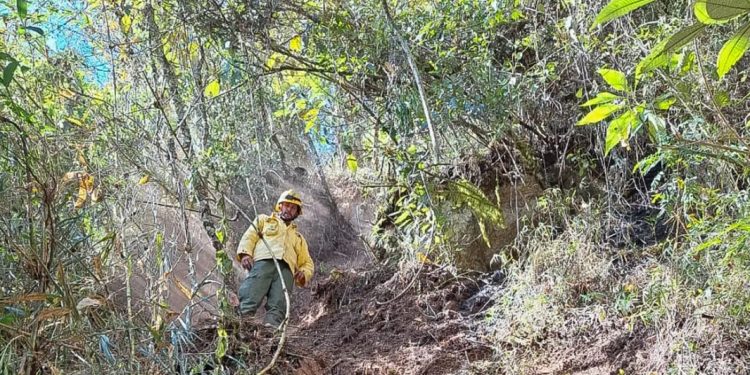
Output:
[265, 52, 286, 69]
[75, 185, 87, 209]
[346, 154, 358, 173]
[577, 104, 622, 125]
[580, 92, 621, 107]
[74, 173, 92, 209]
[300, 107, 318, 121]
[76, 148, 88, 168]
[138, 175, 150, 185]
[59, 88, 76, 99]
[67, 117, 85, 128]
[330, 269, 342, 280]
[163, 42, 177, 64]
[289, 35, 303, 52]
[120, 14, 132, 34]
[598, 68, 628, 92]
[623, 283, 637, 293]
[204, 80, 220, 98]
[174, 279, 195, 300]
[62, 171, 79, 183]
[189, 41, 200, 60]
[416, 252, 431, 264]
[82, 173, 94, 193]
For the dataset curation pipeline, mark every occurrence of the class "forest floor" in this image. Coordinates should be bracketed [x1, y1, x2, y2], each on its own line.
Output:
[178, 183, 691, 375]
[190, 239, 496, 374]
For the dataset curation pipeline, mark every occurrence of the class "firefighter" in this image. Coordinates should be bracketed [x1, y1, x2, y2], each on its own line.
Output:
[236, 189, 314, 328]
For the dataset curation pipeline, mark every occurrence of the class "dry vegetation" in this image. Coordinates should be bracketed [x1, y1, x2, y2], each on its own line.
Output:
[2, 0, 750, 374]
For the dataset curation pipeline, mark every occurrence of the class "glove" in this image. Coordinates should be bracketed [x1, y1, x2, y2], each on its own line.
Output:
[240, 255, 253, 270]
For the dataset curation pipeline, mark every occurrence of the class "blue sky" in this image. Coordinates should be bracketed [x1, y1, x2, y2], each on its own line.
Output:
[41, 0, 110, 84]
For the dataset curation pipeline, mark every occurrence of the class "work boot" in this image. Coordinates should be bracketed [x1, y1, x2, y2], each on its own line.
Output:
[238, 315, 261, 330]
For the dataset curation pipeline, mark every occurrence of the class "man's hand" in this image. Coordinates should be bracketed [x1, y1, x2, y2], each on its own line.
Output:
[240, 255, 253, 270]
[294, 271, 306, 286]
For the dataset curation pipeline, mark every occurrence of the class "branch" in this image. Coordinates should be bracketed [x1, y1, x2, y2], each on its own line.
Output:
[134, 200, 238, 221]
[245, 221, 292, 375]
[693, 41, 743, 146]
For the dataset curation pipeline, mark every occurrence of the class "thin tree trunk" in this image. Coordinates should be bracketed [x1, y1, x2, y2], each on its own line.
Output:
[381, 0, 439, 164]
[145, 2, 192, 158]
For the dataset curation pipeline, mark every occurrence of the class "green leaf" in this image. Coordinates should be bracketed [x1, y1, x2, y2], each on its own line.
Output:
[598, 68, 629, 91]
[581, 92, 621, 106]
[22, 25, 44, 36]
[644, 111, 667, 142]
[215, 327, 228, 360]
[216, 229, 225, 244]
[637, 39, 670, 77]
[2, 61, 19, 87]
[717, 21, 750, 78]
[393, 210, 411, 226]
[605, 110, 637, 155]
[695, 0, 750, 24]
[215, 249, 232, 272]
[289, 35, 303, 52]
[301, 108, 319, 133]
[17, 0, 28, 19]
[655, 96, 677, 110]
[633, 152, 662, 175]
[204, 80, 220, 98]
[346, 154, 358, 173]
[592, 0, 655, 27]
[189, 41, 200, 60]
[663, 23, 707, 54]
[637, 23, 707, 76]
[695, 236, 722, 253]
[715, 90, 730, 107]
[0, 312, 17, 325]
[407, 144, 418, 154]
[577, 103, 623, 125]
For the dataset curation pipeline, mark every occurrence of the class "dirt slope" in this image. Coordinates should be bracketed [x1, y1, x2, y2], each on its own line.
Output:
[177, 174, 496, 374]
[190, 263, 493, 374]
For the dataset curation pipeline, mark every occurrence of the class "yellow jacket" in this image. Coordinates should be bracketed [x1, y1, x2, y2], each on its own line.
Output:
[236, 213, 314, 286]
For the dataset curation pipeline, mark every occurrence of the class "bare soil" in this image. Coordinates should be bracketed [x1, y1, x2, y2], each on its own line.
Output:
[189, 260, 493, 374]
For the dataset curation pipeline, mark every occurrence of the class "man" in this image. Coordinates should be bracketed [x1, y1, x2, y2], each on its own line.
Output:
[236, 189, 314, 329]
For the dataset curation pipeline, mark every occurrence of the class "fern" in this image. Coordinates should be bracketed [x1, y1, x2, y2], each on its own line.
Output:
[446, 179, 505, 248]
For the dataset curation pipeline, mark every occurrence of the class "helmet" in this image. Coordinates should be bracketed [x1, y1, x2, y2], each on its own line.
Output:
[275, 189, 303, 215]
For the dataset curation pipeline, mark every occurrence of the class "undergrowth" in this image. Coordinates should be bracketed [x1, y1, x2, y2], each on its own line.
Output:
[476, 188, 750, 374]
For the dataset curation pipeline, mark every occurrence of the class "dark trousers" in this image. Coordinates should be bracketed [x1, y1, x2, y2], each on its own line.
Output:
[237, 259, 293, 326]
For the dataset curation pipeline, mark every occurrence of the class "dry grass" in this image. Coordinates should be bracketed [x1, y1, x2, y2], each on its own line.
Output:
[474, 191, 750, 374]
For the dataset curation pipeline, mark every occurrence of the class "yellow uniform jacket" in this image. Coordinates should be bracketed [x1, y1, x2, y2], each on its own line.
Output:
[236, 213, 314, 286]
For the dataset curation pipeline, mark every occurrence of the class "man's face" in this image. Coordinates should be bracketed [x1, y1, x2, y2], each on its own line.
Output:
[279, 202, 300, 221]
